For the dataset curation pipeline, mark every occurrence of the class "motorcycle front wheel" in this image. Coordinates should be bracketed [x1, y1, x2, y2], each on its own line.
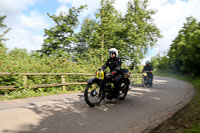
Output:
[142, 76, 147, 88]
[142, 77, 152, 88]
[84, 83, 103, 107]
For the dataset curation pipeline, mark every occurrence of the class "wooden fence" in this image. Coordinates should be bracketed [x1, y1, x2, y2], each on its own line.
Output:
[0, 72, 142, 90]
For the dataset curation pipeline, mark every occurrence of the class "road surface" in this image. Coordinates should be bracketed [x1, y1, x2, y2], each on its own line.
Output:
[0, 76, 195, 133]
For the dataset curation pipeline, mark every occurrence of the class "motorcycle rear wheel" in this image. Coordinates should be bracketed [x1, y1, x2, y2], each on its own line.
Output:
[119, 80, 129, 100]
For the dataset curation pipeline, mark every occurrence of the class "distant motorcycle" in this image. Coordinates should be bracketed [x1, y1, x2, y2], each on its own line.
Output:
[84, 69, 130, 107]
[142, 70, 153, 88]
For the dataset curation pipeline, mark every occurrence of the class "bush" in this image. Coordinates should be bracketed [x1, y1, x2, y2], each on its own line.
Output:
[0, 48, 97, 99]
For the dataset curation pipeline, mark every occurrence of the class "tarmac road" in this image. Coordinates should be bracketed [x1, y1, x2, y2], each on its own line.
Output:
[0, 76, 195, 133]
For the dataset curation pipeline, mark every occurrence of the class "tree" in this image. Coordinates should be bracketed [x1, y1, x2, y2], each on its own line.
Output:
[0, 15, 10, 47]
[83, 0, 124, 62]
[168, 16, 200, 75]
[155, 16, 200, 76]
[151, 53, 170, 71]
[39, 0, 161, 69]
[74, 17, 97, 56]
[40, 6, 86, 56]
[0, 15, 10, 64]
[123, 0, 161, 67]
[96, 0, 124, 60]
[75, 0, 125, 65]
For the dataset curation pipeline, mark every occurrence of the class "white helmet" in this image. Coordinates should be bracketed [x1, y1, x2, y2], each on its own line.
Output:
[109, 48, 118, 57]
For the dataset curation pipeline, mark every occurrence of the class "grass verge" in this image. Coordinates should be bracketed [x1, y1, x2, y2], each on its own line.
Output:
[152, 72, 200, 133]
[0, 86, 86, 101]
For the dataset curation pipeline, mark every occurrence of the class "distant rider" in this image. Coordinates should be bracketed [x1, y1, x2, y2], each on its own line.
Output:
[101, 48, 122, 99]
[142, 61, 154, 82]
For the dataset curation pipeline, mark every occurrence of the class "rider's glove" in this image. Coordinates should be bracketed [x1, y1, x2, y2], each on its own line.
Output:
[112, 71, 117, 74]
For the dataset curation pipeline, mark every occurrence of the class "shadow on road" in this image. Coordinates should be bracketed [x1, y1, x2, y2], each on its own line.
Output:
[2, 77, 172, 133]
[2, 93, 134, 133]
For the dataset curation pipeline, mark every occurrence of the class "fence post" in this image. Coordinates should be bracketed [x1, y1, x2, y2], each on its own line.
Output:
[61, 75, 66, 91]
[23, 76, 27, 89]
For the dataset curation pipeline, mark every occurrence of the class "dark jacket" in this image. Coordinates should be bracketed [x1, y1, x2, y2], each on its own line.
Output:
[101, 57, 121, 74]
[142, 64, 153, 72]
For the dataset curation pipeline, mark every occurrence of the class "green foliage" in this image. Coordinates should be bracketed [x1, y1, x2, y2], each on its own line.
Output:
[0, 1, 162, 99]
[168, 16, 199, 75]
[75, 0, 161, 67]
[76, 0, 124, 63]
[123, 0, 161, 65]
[40, 6, 86, 56]
[0, 48, 96, 98]
[184, 123, 200, 133]
[0, 15, 10, 43]
[0, 15, 9, 62]
[40, 0, 161, 66]
[152, 16, 200, 76]
[151, 53, 170, 71]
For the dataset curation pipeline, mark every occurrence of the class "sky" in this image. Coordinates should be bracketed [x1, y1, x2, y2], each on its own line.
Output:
[0, 0, 200, 64]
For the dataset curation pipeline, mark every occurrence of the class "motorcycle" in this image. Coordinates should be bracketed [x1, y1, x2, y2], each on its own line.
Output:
[142, 70, 153, 88]
[84, 69, 130, 107]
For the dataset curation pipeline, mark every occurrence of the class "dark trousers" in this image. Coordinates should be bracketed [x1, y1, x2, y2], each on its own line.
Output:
[147, 72, 153, 81]
[113, 75, 122, 96]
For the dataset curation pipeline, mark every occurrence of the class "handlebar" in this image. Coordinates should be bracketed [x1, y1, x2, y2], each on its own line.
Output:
[106, 72, 114, 76]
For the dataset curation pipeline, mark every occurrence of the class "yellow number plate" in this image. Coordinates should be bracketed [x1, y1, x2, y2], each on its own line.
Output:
[144, 73, 147, 76]
[96, 71, 104, 79]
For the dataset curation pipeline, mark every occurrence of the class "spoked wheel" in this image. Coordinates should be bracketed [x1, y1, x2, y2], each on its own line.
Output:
[142, 77, 147, 88]
[84, 83, 103, 107]
[119, 81, 129, 100]
[142, 77, 152, 88]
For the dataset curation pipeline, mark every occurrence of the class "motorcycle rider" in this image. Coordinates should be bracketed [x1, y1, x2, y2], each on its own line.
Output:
[101, 48, 122, 99]
[142, 61, 154, 82]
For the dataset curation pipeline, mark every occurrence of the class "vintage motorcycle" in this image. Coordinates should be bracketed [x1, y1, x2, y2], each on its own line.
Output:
[142, 70, 153, 88]
[84, 69, 130, 107]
